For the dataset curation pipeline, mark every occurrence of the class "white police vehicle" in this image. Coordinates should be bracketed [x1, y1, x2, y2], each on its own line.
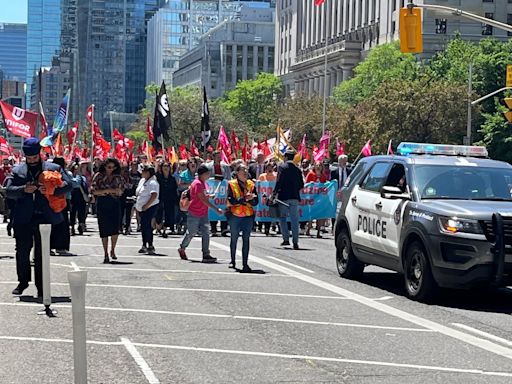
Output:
[334, 142, 512, 302]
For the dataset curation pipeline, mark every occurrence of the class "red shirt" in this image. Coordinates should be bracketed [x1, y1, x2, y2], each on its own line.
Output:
[0, 165, 12, 186]
[305, 170, 327, 183]
[188, 178, 208, 217]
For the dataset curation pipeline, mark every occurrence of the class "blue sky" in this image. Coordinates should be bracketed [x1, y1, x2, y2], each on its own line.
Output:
[0, 0, 28, 23]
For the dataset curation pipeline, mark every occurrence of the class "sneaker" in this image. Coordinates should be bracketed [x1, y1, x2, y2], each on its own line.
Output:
[162, 232, 168, 239]
[281, 241, 290, 246]
[202, 255, 217, 263]
[293, 243, 299, 250]
[221, 230, 229, 237]
[12, 283, 28, 295]
[147, 246, 156, 255]
[138, 246, 148, 254]
[178, 248, 188, 260]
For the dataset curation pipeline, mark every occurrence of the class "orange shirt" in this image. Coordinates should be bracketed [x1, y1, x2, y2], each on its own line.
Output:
[305, 170, 327, 183]
[258, 172, 277, 182]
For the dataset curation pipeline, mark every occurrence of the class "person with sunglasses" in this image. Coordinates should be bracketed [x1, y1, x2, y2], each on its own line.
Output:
[91, 158, 124, 263]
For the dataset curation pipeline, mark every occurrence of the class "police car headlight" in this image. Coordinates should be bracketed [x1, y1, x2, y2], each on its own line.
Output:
[439, 217, 483, 235]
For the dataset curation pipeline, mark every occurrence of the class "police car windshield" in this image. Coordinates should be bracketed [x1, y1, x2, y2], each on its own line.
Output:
[414, 165, 512, 201]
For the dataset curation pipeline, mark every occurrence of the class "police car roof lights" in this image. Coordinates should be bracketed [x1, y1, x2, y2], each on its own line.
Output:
[397, 142, 488, 158]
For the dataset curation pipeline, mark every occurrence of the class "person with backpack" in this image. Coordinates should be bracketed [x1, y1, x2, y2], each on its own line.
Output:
[178, 164, 223, 262]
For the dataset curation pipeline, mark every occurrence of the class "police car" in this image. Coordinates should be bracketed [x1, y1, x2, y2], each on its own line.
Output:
[334, 142, 512, 302]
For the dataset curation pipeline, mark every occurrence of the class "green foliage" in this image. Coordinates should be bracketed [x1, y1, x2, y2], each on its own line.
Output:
[125, 130, 148, 146]
[221, 73, 283, 133]
[333, 42, 420, 106]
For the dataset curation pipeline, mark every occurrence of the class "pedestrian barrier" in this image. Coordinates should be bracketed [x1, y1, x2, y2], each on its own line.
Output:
[38, 224, 56, 317]
[68, 270, 88, 384]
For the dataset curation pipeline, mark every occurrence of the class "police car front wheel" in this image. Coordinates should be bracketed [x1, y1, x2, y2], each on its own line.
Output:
[404, 242, 438, 302]
[336, 229, 364, 279]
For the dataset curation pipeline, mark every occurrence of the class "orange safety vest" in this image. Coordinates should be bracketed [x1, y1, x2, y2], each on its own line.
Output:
[228, 179, 255, 217]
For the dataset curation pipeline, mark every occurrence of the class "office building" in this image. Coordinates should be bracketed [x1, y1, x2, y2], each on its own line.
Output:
[146, 0, 272, 87]
[0, 23, 27, 81]
[26, 0, 61, 108]
[173, 7, 275, 98]
[276, 0, 512, 98]
[68, 0, 164, 133]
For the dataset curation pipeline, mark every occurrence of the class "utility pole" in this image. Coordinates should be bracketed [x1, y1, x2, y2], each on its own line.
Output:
[321, 0, 330, 136]
[465, 63, 472, 145]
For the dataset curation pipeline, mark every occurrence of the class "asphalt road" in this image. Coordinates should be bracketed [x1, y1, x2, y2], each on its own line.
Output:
[0, 219, 511, 383]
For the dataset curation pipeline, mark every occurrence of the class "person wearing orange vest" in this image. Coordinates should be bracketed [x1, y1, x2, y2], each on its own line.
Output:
[227, 163, 259, 272]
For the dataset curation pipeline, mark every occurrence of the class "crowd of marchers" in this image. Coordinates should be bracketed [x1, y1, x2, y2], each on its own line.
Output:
[0, 138, 351, 297]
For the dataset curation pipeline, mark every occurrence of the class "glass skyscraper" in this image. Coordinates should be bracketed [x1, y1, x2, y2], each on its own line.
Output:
[146, 0, 271, 86]
[0, 23, 27, 81]
[26, 0, 61, 109]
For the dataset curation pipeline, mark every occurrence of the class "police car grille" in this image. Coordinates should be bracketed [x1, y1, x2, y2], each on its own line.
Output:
[481, 220, 512, 245]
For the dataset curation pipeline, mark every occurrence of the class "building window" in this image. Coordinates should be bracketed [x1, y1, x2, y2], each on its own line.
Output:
[482, 13, 493, 35]
[436, 19, 447, 34]
[482, 0, 493, 2]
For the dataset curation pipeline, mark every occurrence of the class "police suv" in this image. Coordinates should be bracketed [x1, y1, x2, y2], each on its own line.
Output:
[334, 142, 512, 302]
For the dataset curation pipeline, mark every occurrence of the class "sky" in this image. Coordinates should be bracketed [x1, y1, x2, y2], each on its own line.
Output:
[0, 0, 28, 24]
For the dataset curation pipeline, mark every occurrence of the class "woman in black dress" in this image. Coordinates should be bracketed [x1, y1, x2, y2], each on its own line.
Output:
[91, 158, 124, 263]
[156, 162, 178, 237]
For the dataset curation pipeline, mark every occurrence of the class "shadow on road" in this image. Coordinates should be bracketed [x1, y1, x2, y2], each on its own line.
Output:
[360, 271, 512, 314]
[19, 295, 71, 304]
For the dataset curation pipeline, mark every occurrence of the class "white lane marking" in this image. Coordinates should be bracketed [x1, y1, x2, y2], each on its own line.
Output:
[452, 324, 512, 348]
[374, 296, 393, 301]
[131, 342, 512, 378]
[37, 263, 290, 277]
[265, 256, 315, 273]
[70, 262, 80, 271]
[211, 241, 512, 361]
[0, 335, 119, 346]
[0, 302, 432, 333]
[2, 335, 510, 377]
[121, 337, 160, 384]
[0, 281, 346, 300]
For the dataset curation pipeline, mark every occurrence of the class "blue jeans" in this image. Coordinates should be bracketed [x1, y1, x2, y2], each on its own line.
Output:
[180, 213, 210, 256]
[228, 215, 254, 268]
[279, 199, 300, 245]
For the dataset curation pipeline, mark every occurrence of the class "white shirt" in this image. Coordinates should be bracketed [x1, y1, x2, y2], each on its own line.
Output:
[135, 176, 160, 211]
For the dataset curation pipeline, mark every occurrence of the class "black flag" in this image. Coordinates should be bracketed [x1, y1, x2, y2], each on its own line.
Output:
[200, 86, 211, 149]
[152, 81, 172, 151]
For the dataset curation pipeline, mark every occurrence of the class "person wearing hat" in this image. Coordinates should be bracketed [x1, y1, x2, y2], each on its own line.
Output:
[274, 147, 304, 250]
[178, 164, 223, 263]
[5, 138, 72, 297]
[135, 165, 160, 255]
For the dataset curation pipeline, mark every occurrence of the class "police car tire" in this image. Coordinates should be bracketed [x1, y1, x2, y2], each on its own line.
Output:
[404, 242, 438, 302]
[336, 229, 364, 279]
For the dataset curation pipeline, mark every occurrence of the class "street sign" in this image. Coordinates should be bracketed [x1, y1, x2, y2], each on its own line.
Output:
[507, 65, 512, 87]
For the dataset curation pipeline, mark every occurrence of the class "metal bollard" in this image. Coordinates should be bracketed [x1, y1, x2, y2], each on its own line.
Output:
[38, 224, 56, 316]
[68, 270, 88, 384]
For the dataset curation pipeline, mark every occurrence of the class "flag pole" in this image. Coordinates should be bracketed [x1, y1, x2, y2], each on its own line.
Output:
[90, 104, 95, 175]
[321, 0, 330, 136]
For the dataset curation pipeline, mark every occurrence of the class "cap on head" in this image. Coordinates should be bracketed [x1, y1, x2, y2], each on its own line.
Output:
[285, 148, 296, 156]
[22, 137, 41, 156]
[197, 164, 210, 176]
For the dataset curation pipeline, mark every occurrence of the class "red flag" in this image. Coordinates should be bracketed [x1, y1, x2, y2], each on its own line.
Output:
[262, 136, 272, 159]
[113, 128, 124, 141]
[38, 102, 48, 140]
[67, 122, 79, 145]
[314, 0, 325, 5]
[179, 144, 189, 160]
[297, 134, 307, 158]
[0, 101, 37, 138]
[387, 139, 394, 155]
[361, 140, 372, 157]
[336, 138, 345, 156]
[0, 137, 11, 155]
[190, 137, 200, 157]
[241, 134, 250, 162]
[231, 131, 241, 153]
[217, 126, 231, 152]
[146, 117, 154, 141]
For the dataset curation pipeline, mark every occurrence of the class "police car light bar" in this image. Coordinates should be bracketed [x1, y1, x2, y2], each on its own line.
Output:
[397, 142, 488, 158]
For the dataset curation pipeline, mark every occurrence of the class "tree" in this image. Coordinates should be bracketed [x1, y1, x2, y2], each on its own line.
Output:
[221, 73, 283, 133]
[333, 42, 420, 106]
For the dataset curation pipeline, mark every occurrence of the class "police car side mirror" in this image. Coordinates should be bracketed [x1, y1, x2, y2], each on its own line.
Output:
[381, 186, 410, 200]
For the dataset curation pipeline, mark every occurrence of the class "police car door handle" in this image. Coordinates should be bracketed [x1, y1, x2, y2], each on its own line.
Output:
[375, 202, 383, 210]
[351, 196, 357, 205]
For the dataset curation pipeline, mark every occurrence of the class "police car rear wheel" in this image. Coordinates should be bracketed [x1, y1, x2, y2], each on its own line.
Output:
[404, 242, 438, 302]
[336, 230, 364, 279]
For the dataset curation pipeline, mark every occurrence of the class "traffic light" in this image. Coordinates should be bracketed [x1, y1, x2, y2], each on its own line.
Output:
[399, 7, 423, 54]
[503, 98, 512, 123]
